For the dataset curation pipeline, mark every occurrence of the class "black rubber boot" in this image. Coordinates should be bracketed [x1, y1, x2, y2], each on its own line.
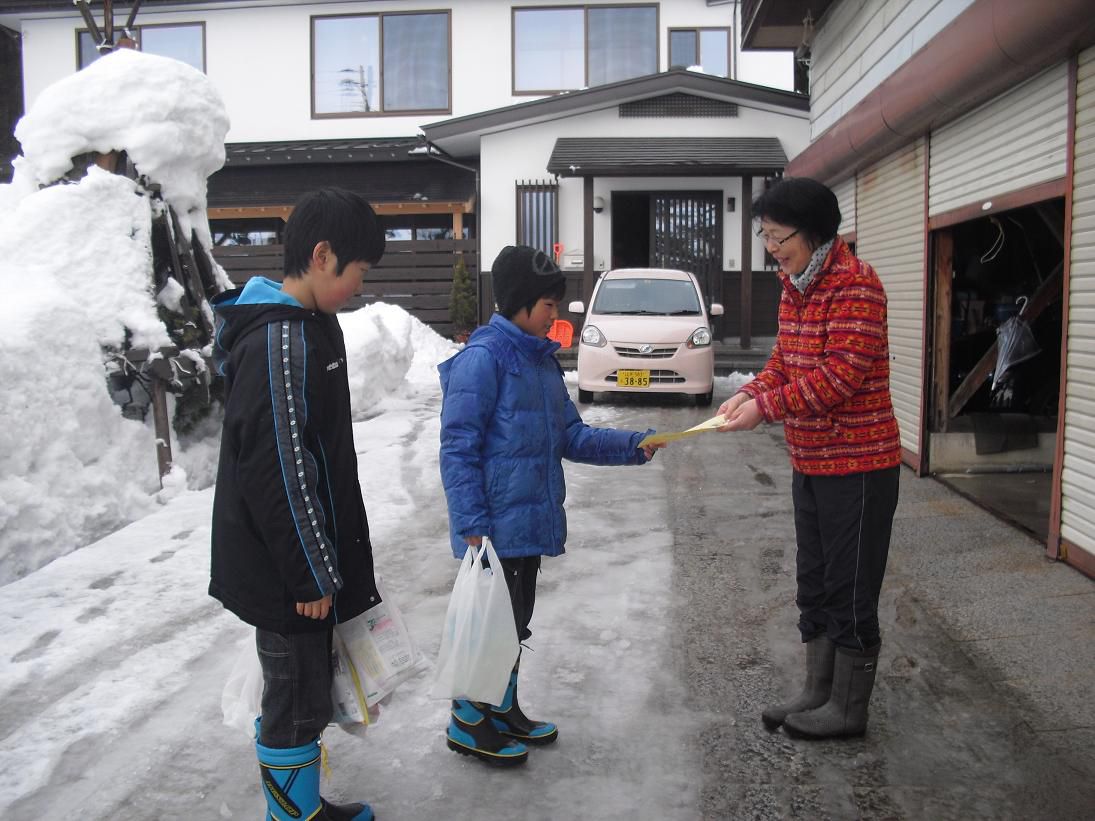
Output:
[761, 636, 835, 730]
[783, 643, 880, 739]
[491, 660, 559, 745]
[446, 699, 529, 766]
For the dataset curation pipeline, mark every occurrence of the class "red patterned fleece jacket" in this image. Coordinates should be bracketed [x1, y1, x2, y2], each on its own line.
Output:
[740, 238, 902, 476]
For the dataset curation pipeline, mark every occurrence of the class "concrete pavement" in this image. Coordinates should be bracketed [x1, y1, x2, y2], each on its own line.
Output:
[647, 402, 1095, 820]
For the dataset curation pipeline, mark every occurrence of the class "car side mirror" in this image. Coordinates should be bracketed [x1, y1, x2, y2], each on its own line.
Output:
[709, 303, 724, 316]
[568, 300, 586, 314]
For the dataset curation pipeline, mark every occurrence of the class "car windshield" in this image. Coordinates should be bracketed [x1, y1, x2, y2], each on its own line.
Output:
[591, 278, 701, 316]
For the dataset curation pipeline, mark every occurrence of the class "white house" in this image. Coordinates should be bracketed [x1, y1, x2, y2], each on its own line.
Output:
[1, 0, 803, 340]
[742, 0, 1095, 577]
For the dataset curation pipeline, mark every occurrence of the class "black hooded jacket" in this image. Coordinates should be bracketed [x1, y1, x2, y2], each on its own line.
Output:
[209, 279, 379, 633]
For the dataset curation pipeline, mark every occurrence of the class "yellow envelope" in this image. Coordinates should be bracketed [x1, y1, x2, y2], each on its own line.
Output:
[639, 414, 726, 447]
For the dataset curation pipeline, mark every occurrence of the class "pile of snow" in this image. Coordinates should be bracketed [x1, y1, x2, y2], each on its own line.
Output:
[9, 48, 229, 249]
[342, 303, 460, 417]
[0, 47, 460, 585]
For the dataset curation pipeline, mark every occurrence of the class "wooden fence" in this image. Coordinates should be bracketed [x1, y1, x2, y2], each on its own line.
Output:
[212, 238, 479, 338]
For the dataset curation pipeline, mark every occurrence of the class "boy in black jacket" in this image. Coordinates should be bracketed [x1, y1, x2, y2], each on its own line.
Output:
[210, 188, 384, 821]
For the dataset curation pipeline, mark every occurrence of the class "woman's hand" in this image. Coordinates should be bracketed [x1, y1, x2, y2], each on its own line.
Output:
[716, 393, 750, 426]
[296, 594, 332, 620]
[465, 535, 483, 547]
[719, 398, 764, 432]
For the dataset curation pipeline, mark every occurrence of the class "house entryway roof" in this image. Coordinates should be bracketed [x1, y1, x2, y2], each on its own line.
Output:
[547, 137, 787, 177]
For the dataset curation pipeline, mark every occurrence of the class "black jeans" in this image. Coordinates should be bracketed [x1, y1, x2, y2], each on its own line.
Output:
[255, 628, 333, 748]
[499, 555, 540, 644]
[792, 466, 900, 651]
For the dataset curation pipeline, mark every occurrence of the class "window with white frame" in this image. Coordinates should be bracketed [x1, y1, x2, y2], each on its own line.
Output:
[668, 27, 730, 77]
[513, 4, 657, 94]
[312, 11, 450, 117]
[78, 23, 205, 71]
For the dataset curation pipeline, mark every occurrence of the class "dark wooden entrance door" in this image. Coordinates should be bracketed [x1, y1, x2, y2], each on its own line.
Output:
[650, 191, 722, 304]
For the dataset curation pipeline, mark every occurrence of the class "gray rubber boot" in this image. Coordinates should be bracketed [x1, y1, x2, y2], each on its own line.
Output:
[783, 644, 880, 739]
[761, 636, 836, 730]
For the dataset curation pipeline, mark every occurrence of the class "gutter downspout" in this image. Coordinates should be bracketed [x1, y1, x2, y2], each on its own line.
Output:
[788, 0, 1095, 182]
[420, 139, 483, 324]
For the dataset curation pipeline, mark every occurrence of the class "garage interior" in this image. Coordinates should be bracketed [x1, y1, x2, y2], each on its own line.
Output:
[927, 199, 1065, 542]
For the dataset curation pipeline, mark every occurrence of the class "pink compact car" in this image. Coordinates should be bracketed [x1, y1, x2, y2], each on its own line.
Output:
[570, 268, 723, 407]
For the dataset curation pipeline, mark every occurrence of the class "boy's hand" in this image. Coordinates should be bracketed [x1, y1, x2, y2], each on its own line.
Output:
[465, 535, 483, 547]
[719, 398, 764, 432]
[642, 441, 666, 460]
[297, 595, 332, 620]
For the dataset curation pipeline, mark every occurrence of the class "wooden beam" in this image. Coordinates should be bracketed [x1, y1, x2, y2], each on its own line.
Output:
[739, 175, 753, 348]
[208, 201, 470, 220]
[208, 206, 292, 220]
[947, 261, 1062, 418]
[931, 229, 954, 432]
[583, 176, 595, 304]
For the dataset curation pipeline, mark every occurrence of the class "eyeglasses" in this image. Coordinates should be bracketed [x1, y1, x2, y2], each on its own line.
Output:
[756, 228, 800, 248]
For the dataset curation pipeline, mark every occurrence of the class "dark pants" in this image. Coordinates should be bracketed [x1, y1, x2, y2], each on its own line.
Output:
[255, 628, 333, 748]
[792, 466, 900, 651]
[499, 555, 540, 644]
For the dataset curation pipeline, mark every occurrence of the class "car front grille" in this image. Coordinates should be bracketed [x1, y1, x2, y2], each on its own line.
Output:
[613, 344, 678, 359]
[607, 370, 686, 385]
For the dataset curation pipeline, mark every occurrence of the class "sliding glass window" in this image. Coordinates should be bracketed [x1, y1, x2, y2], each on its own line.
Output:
[312, 11, 450, 117]
[78, 23, 205, 71]
[668, 27, 730, 78]
[513, 4, 657, 94]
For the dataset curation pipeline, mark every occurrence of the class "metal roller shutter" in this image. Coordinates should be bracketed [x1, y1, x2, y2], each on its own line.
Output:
[929, 62, 1069, 216]
[1061, 48, 1095, 557]
[834, 176, 856, 238]
[856, 139, 926, 458]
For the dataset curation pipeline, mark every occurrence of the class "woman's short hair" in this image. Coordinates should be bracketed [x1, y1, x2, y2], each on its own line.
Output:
[752, 177, 842, 248]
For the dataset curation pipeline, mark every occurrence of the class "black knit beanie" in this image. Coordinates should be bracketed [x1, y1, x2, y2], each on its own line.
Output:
[491, 245, 566, 318]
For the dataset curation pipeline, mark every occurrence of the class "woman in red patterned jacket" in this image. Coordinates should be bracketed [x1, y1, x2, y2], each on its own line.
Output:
[718, 177, 901, 740]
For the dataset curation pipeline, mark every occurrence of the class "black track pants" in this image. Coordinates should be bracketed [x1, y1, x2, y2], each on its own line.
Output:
[792, 466, 900, 651]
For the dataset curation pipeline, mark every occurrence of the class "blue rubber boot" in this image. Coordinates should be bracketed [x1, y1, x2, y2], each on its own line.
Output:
[490, 662, 558, 745]
[446, 699, 529, 766]
[256, 725, 374, 821]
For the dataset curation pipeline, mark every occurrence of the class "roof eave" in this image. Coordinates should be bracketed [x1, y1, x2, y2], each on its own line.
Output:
[421, 69, 807, 147]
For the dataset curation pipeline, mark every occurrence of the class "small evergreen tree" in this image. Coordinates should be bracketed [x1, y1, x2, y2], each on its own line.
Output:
[449, 255, 477, 340]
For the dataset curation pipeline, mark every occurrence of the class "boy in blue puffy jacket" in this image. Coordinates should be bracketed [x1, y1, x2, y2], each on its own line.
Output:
[438, 244, 663, 766]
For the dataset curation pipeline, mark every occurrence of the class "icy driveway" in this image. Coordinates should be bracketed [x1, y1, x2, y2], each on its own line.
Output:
[0, 378, 709, 821]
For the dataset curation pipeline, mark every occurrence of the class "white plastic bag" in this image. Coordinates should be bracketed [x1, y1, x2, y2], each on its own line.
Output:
[221, 636, 264, 739]
[335, 574, 428, 707]
[329, 629, 381, 727]
[430, 539, 519, 705]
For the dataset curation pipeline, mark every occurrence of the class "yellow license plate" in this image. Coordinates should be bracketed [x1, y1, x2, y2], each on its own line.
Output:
[617, 369, 650, 388]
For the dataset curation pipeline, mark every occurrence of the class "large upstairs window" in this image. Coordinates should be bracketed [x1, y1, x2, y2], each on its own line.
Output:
[669, 27, 731, 77]
[513, 4, 657, 94]
[78, 23, 205, 71]
[312, 11, 450, 117]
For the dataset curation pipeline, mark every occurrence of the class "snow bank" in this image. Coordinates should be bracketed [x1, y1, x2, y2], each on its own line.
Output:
[341, 302, 460, 418]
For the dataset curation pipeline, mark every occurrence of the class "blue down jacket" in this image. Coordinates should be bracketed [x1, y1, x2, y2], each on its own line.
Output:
[439, 314, 650, 559]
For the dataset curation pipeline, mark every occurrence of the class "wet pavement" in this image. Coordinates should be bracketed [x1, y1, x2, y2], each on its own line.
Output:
[636, 397, 1095, 820]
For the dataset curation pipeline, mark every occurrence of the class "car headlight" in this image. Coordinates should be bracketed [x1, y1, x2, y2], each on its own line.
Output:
[687, 327, 712, 348]
[581, 325, 607, 347]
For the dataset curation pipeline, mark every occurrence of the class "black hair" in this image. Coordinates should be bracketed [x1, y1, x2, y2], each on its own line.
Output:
[282, 187, 385, 278]
[751, 177, 841, 249]
[510, 279, 567, 319]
